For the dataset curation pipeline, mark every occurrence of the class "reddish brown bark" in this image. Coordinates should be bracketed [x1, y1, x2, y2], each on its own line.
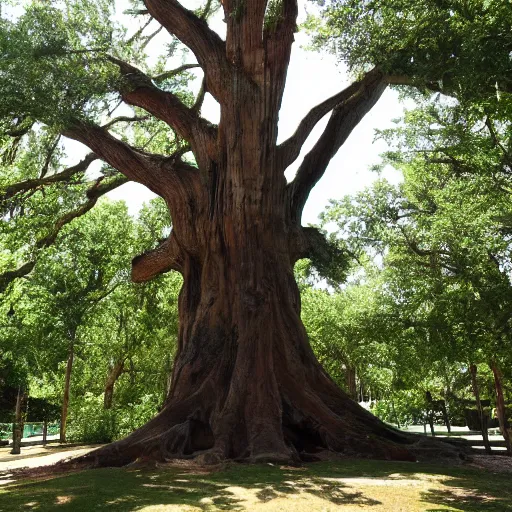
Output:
[64, 0, 465, 466]
[490, 361, 511, 455]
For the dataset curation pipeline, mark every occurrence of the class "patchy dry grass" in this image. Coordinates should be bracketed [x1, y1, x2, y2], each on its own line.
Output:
[1, 457, 511, 511]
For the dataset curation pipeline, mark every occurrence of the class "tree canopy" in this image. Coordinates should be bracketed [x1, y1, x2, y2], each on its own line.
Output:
[2, 0, 511, 464]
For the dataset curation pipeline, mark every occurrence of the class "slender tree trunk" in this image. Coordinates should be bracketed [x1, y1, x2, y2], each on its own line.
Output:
[104, 360, 125, 410]
[42, 420, 48, 446]
[441, 401, 451, 434]
[426, 392, 435, 437]
[390, 396, 401, 429]
[469, 364, 492, 454]
[489, 361, 511, 455]
[60, 333, 75, 443]
[428, 410, 435, 437]
[10, 386, 23, 455]
[345, 365, 357, 401]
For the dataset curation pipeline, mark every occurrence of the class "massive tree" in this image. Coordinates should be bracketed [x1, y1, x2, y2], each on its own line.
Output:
[1, 0, 461, 465]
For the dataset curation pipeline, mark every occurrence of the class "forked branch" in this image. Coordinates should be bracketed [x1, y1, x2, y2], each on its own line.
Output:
[64, 120, 178, 195]
[287, 70, 387, 223]
[143, 0, 231, 102]
[278, 76, 376, 170]
[109, 57, 217, 164]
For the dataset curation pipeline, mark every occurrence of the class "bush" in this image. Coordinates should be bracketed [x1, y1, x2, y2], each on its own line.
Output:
[372, 390, 426, 427]
[67, 392, 160, 444]
[67, 393, 118, 443]
[115, 394, 160, 439]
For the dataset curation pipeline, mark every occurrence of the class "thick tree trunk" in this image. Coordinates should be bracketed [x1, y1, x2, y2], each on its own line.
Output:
[469, 364, 492, 454]
[490, 361, 512, 455]
[60, 336, 75, 443]
[65, 3, 466, 468]
[78, 225, 465, 467]
[104, 360, 125, 410]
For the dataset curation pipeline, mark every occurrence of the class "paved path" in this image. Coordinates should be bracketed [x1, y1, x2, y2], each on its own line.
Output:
[0, 444, 100, 475]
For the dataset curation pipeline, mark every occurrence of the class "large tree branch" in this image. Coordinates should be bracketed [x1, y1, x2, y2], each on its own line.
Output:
[132, 230, 184, 282]
[278, 79, 370, 170]
[0, 175, 127, 294]
[1, 153, 98, 203]
[143, 0, 231, 102]
[287, 69, 387, 223]
[109, 57, 217, 165]
[64, 120, 206, 222]
[63, 120, 175, 195]
[0, 261, 36, 295]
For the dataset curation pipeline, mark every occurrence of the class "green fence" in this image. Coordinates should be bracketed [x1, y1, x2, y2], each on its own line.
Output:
[0, 422, 60, 440]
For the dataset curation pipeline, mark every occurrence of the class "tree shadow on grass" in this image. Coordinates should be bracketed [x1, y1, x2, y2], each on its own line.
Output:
[421, 471, 512, 512]
[0, 462, 382, 512]
[0, 458, 510, 511]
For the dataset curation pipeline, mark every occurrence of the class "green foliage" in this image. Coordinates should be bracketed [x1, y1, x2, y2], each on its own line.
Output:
[1, 191, 181, 443]
[264, 0, 284, 31]
[0, 0, 120, 127]
[308, 0, 512, 105]
[67, 392, 161, 443]
[67, 393, 117, 443]
[306, 84, 512, 422]
[371, 390, 426, 427]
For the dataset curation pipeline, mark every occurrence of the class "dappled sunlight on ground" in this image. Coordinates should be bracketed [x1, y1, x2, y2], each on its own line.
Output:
[0, 453, 511, 512]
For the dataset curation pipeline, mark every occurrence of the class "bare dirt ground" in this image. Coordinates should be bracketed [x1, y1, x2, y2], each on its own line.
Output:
[469, 454, 512, 473]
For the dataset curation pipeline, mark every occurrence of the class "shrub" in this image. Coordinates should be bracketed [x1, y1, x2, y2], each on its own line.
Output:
[372, 390, 426, 427]
[67, 393, 117, 444]
[67, 392, 160, 444]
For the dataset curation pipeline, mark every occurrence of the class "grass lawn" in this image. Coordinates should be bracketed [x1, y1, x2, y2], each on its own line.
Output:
[0, 458, 511, 511]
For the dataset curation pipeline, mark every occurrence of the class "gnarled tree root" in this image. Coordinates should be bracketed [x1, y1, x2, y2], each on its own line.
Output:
[60, 385, 470, 471]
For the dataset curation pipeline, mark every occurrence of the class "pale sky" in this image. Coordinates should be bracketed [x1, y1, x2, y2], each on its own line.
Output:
[102, 1, 405, 225]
